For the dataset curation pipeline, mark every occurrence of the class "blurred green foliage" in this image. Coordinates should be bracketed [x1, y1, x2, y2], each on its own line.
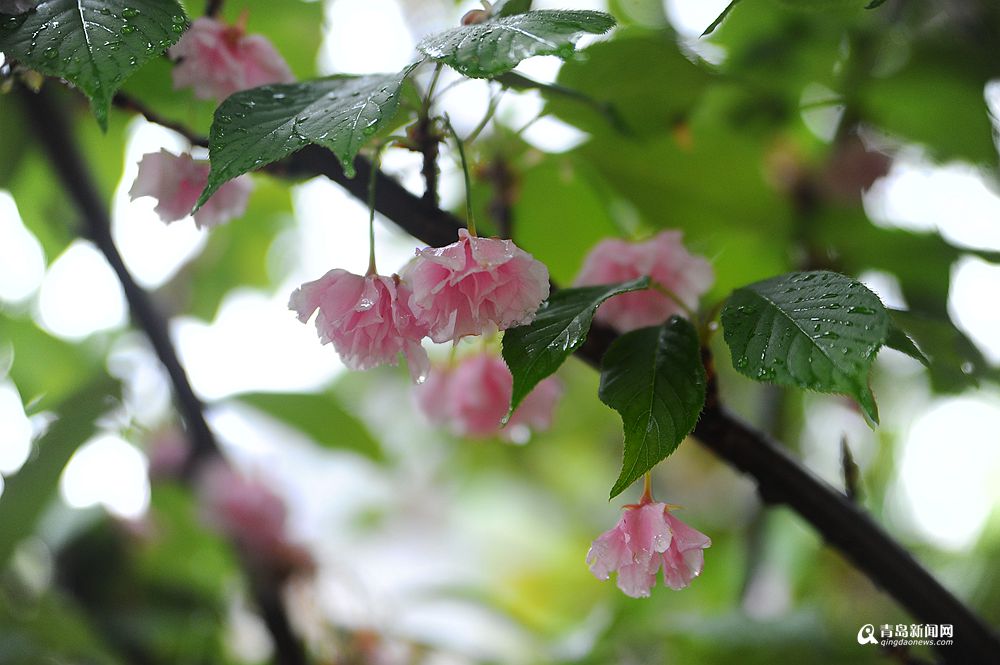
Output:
[1, 0, 999, 662]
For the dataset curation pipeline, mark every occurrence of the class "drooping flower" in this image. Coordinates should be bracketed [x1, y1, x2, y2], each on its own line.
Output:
[129, 149, 252, 228]
[587, 499, 711, 597]
[405, 229, 550, 343]
[168, 16, 294, 101]
[574, 230, 714, 333]
[414, 353, 561, 441]
[290, 269, 429, 382]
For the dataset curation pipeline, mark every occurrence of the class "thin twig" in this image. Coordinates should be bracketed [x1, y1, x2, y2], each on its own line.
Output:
[113, 92, 209, 147]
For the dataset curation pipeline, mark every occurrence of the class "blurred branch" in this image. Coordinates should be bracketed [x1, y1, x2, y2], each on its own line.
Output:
[113, 92, 209, 147]
[19, 86, 309, 665]
[205, 0, 224, 18]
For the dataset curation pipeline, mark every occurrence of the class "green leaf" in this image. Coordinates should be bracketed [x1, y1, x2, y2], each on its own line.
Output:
[721, 271, 889, 423]
[236, 392, 384, 462]
[0, 0, 189, 129]
[417, 10, 616, 79]
[599, 317, 706, 499]
[885, 322, 929, 367]
[492, 0, 532, 17]
[197, 68, 414, 207]
[0, 374, 118, 567]
[502, 277, 650, 416]
[888, 309, 1000, 393]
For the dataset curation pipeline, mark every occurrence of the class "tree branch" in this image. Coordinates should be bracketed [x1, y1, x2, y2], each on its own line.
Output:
[20, 86, 309, 665]
[108, 94, 1000, 663]
[281, 149, 998, 664]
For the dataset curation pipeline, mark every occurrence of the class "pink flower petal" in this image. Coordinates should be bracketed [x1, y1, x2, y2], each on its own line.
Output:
[406, 230, 550, 343]
[575, 230, 714, 333]
[169, 18, 294, 102]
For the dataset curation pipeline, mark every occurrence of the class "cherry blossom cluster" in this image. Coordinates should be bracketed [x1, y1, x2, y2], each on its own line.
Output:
[290, 229, 550, 385]
[130, 16, 293, 228]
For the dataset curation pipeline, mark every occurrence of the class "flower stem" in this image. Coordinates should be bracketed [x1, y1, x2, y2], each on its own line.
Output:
[444, 115, 477, 236]
[366, 148, 382, 276]
[640, 472, 654, 504]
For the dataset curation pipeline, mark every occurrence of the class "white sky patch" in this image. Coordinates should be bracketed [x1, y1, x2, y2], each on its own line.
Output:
[0, 381, 33, 475]
[60, 434, 150, 520]
[949, 256, 1000, 365]
[106, 334, 173, 428]
[320, 0, 416, 75]
[521, 116, 590, 153]
[112, 119, 207, 289]
[896, 397, 1000, 550]
[865, 153, 1000, 252]
[0, 191, 45, 304]
[664, 0, 732, 37]
[36, 241, 127, 341]
[172, 289, 346, 401]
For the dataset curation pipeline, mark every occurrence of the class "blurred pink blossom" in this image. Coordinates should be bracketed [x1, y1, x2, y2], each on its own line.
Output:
[197, 461, 312, 577]
[587, 500, 711, 597]
[290, 270, 430, 382]
[168, 16, 294, 101]
[405, 230, 550, 343]
[574, 230, 713, 333]
[129, 150, 252, 228]
[415, 353, 561, 441]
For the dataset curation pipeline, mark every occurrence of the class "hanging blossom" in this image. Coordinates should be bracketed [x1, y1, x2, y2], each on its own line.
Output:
[197, 461, 313, 577]
[168, 16, 294, 101]
[405, 229, 550, 343]
[129, 149, 252, 228]
[575, 230, 714, 333]
[415, 353, 562, 442]
[290, 269, 430, 382]
[587, 496, 711, 597]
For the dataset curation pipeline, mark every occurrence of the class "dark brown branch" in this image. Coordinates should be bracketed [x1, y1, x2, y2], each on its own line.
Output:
[20, 86, 308, 665]
[109, 94, 1000, 664]
[205, 0, 224, 18]
[284, 150, 998, 665]
[113, 92, 209, 147]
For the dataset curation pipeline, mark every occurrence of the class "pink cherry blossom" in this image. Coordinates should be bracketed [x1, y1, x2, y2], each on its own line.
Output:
[405, 230, 550, 343]
[587, 500, 711, 597]
[168, 17, 294, 101]
[574, 230, 714, 333]
[290, 269, 429, 382]
[414, 353, 561, 441]
[129, 150, 252, 228]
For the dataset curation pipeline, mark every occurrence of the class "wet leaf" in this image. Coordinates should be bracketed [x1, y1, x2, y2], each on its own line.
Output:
[721, 271, 889, 423]
[0, 0, 189, 129]
[502, 277, 649, 416]
[417, 10, 615, 78]
[600, 317, 706, 499]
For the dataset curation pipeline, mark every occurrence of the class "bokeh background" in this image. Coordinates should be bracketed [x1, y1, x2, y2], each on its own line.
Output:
[1, 0, 1000, 662]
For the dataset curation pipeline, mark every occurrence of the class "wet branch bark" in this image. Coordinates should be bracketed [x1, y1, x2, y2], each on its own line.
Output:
[279, 147, 1000, 664]
[20, 87, 308, 665]
[64, 92, 1000, 663]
